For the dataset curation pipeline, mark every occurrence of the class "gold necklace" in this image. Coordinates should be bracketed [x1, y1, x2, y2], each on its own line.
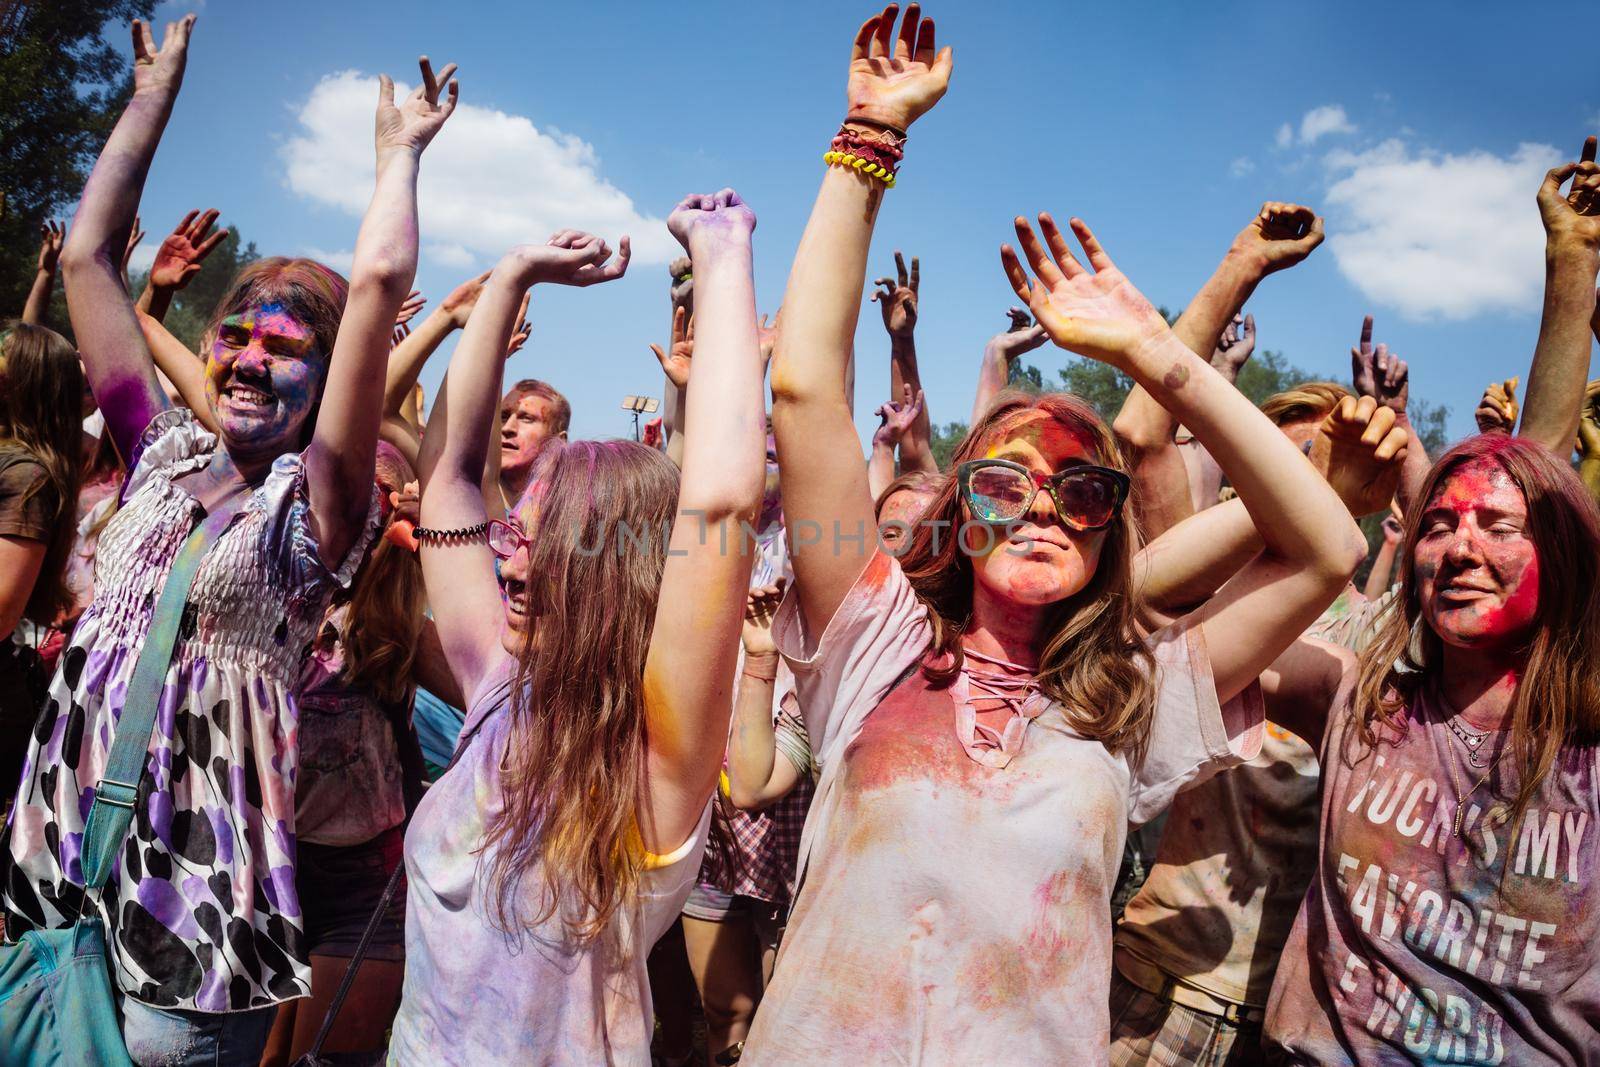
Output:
[1445, 733, 1502, 838]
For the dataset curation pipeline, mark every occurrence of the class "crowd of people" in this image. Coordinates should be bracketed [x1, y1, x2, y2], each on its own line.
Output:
[2, 5, 1599, 1066]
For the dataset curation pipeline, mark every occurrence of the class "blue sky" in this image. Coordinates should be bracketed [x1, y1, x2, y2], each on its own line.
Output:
[132, 0, 1600, 445]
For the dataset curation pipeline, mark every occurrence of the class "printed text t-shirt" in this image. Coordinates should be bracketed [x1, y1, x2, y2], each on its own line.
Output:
[1266, 681, 1600, 1064]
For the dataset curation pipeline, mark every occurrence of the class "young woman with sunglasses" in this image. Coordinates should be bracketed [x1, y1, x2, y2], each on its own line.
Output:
[742, 7, 1365, 1061]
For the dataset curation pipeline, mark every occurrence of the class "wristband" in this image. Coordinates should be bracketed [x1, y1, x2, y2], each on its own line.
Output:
[825, 121, 906, 187]
[412, 521, 488, 544]
[742, 652, 781, 683]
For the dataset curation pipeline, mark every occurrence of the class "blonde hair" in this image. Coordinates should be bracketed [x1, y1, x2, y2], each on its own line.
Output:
[1259, 381, 1350, 427]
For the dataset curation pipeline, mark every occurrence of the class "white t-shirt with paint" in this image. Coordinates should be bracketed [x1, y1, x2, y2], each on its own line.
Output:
[741, 552, 1264, 1065]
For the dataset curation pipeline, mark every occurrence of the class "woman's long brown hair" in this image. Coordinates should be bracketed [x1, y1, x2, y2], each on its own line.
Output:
[0, 321, 84, 625]
[480, 438, 681, 946]
[894, 390, 1157, 758]
[337, 443, 424, 704]
[1351, 434, 1600, 828]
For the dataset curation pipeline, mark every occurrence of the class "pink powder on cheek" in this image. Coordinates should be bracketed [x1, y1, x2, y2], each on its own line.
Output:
[1481, 542, 1540, 637]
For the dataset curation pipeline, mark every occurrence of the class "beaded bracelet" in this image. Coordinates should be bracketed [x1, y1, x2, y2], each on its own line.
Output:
[412, 521, 488, 543]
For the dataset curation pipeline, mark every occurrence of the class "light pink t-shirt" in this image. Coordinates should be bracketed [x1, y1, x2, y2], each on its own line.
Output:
[1266, 678, 1600, 1065]
[741, 553, 1264, 1065]
[389, 659, 710, 1066]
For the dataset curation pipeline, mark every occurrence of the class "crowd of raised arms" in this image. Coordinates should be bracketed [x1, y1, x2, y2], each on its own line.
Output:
[2, 8, 1600, 1067]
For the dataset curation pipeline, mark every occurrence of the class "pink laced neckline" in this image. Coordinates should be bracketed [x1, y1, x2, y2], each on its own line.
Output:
[949, 645, 1050, 769]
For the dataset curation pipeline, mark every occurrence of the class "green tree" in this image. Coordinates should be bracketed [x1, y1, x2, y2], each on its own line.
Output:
[130, 225, 261, 350]
[0, 0, 156, 319]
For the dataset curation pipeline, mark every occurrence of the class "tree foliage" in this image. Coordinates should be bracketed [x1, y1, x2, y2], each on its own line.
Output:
[0, 0, 156, 318]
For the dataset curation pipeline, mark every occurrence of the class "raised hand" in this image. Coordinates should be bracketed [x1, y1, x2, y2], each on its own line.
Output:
[120, 215, 145, 275]
[642, 416, 664, 450]
[651, 305, 694, 389]
[1349, 314, 1408, 413]
[742, 580, 787, 655]
[130, 14, 196, 99]
[667, 189, 757, 253]
[758, 309, 781, 369]
[505, 291, 532, 357]
[1538, 135, 1600, 252]
[870, 250, 918, 338]
[36, 220, 64, 274]
[1308, 394, 1408, 517]
[847, 4, 953, 131]
[1001, 213, 1169, 367]
[872, 382, 925, 447]
[1578, 379, 1600, 459]
[1211, 312, 1256, 381]
[149, 209, 227, 291]
[375, 56, 459, 159]
[987, 307, 1047, 363]
[1474, 377, 1519, 435]
[668, 255, 694, 312]
[508, 229, 631, 288]
[1229, 201, 1325, 276]
[436, 269, 491, 327]
[394, 289, 425, 327]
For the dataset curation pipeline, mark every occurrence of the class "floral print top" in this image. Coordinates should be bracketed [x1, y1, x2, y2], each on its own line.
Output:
[2, 408, 377, 1012]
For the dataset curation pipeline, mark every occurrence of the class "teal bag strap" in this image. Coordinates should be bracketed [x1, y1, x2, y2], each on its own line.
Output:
[78, 500, 242, 893]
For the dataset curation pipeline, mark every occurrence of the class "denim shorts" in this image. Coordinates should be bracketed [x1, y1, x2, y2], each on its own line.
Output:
[120, 996, 277, 1067]
[297, 825, 407, 961]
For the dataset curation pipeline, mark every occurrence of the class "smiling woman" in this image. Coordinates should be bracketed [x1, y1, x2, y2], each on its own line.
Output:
[202, 258, 346, 454]
[1264, 433, 1600, 1063]
[0, 13, 458, 1064]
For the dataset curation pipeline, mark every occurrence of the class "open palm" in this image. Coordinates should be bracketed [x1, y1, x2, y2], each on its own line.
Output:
[1001, 213, 1167, 367]
[847, 4, 953, 130]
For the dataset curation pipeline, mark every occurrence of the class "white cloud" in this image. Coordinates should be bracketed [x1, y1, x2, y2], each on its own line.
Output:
[1322, 138, 1561, 321]
[1229, 156, 1255, 178]
[1276, 123, 1294, 150]
[301, 247, 354, 273]
[1294, 105, 1355, 146]
[282, 71, 674, 269]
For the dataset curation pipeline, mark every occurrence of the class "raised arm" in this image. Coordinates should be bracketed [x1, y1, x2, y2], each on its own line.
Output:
[658, 256, 693, 467]
[1350, 314, 1430, 513]
[971, 307, 1047, 423]
[416, 230, 629, 704]
[1362, 511, 1403, 600]
[867, 383, 924, 498]
[872, 250, 936, 472]
[303, 56, 457, 569]
[135, 208, 227, 323]
[641, 191, 767, 853]
[1576, 380, 1600, 504]
[1134, 395, 1403, 623]
[1518, 136, 1600, 455]
[727, 582, 805, 811]
[21, 221, 63, 325]
[1005, 214, 1365, 703]
[135, 309, 215, 432]
[1474, 376, 1519, 435]
[771, 3, 952, 635]
[1112, 204, 1323, 538]
[650, 303, 693, 467]
[58, 17, 194, 463]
